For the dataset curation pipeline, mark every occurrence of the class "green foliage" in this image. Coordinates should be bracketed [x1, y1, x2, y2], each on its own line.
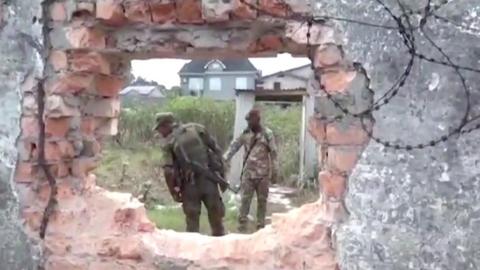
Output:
[95, 145, 173, 206]
[261, 104, 302, 183]
[118, 97, 235, 149]
[162, 97, 235, 149]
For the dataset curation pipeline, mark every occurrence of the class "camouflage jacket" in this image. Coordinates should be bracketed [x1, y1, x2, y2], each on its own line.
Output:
[159, 123, 223, 170]
[224, 127, 278, 180]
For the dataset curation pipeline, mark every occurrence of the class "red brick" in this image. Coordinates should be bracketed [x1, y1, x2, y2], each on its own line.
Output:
[318, 170, 347, 200]
[326, 146, 362, 173]
[47, 73, 94, 95]
[259, 0, 288, 17]
[69, 52, 111, 75]
[21, 117, 39, 140]
[28, 141, 75, 162]
[232, 0, 257, 20]
[81, 117, 97, 136]
[314, 44, 344, 68]
[307, 117, 326, 142]
[67, 27, 106, 49]
[77, 2, 95, 14]
[96, 0, 127, 26]
[45, 95, 80, 118]
[95, 75, 125, 97]
[49, 51, 68, 72]
[45, 255, 84, 270]
[249, 35, 284, 53]
[44, 141, 75, 161]
[15, 162, 38, 183]
[202, 1, 232, 22]
[138, 222, 155, 233]
[22, 208, 42, 232]
[176, 0, 203, 24]
[45, 117, 71, 138]
[84, 98, 120, 117]
[326, 121, 371, 146]
[49, 162, 70, 178]
[72, 158, 98, 178]
[124, 0, 152, 23]
[50, 2, 67, 21]
[22, 94, 38, 116]
[150, 0, 176, 23]
[319, 68, 357, 94]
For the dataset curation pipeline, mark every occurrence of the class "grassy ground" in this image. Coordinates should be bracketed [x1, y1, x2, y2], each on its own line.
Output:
[147, 198, 240, 234]
[95, 144, 318, 234]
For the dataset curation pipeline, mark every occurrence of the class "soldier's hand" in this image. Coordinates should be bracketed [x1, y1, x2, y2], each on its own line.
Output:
[172, 192, 183, 203]
[219, 183, 228, 193]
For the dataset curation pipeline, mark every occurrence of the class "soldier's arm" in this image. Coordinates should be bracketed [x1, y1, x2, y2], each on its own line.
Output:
[160, 146, 181, 202]
[267, 130, 279, 169]
[223, 133, 245, 162]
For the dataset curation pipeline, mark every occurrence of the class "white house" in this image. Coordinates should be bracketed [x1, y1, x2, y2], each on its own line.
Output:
[119, 85, 166, 104]
[256, 64, 310, 91]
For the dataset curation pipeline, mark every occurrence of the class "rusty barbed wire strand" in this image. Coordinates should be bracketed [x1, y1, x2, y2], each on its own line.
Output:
[240, 0, 480, 150]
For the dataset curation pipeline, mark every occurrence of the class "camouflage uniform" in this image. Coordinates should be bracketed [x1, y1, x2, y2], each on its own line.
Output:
[157, 114, 226, 236]
[224, 127, 278, 231]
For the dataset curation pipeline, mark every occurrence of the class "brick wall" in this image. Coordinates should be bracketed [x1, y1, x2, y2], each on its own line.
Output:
[14, 1, 373, 269]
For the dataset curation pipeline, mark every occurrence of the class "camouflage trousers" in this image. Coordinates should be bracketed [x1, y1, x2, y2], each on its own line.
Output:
[182, 176, 225, 236]
[238, 177, 269, 232]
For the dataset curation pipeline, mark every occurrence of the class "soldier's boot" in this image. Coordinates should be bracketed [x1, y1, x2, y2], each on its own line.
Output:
[204, 193, 226, 237]
[237, 218, 248, 233]
[238, 180, 255, 233]
[255, 178, 269, 231]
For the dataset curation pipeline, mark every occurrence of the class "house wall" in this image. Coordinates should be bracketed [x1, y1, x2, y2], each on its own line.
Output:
[261, 75, 307, 90]
[179, 72, 256, 100]
[260, 67, 311, 90]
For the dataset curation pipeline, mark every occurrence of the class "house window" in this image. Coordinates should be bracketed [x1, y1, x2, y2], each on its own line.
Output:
[188, 78, 204, 91]
[210, 63, 221, 70]
[209, 77, 222, 91]
[206, 60, 224, 71]
[274, 82, 281, 90]
[235, 77, 248, 90]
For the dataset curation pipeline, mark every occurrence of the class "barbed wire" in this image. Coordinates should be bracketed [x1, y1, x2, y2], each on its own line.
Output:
[239, 0, 480, 151]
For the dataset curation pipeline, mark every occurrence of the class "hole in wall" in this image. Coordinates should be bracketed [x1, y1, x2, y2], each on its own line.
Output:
[94, 53, 320, 235]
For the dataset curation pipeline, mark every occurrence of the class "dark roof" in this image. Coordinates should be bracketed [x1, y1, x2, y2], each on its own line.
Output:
[179, 59, 258, 74]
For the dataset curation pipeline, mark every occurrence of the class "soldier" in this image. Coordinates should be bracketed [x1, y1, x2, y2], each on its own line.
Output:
[224, 109, 278, 232]
[154, 112, 227, 236]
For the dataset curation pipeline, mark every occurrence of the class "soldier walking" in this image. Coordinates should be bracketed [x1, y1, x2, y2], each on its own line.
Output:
[224, 109, 278, 232]
[154, 112, 227, 236]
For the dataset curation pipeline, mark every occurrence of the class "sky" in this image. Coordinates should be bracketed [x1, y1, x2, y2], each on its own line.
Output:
[131, 53, 311, 88]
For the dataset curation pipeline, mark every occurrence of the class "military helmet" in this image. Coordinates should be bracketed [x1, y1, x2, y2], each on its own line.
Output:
[153, 112, 175, 131]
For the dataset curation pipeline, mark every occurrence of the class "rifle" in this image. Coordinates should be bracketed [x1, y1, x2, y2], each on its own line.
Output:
[187, 160, 240, 194]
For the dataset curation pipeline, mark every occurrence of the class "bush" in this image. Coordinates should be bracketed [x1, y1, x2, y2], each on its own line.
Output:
[118, 97, 235, 149]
